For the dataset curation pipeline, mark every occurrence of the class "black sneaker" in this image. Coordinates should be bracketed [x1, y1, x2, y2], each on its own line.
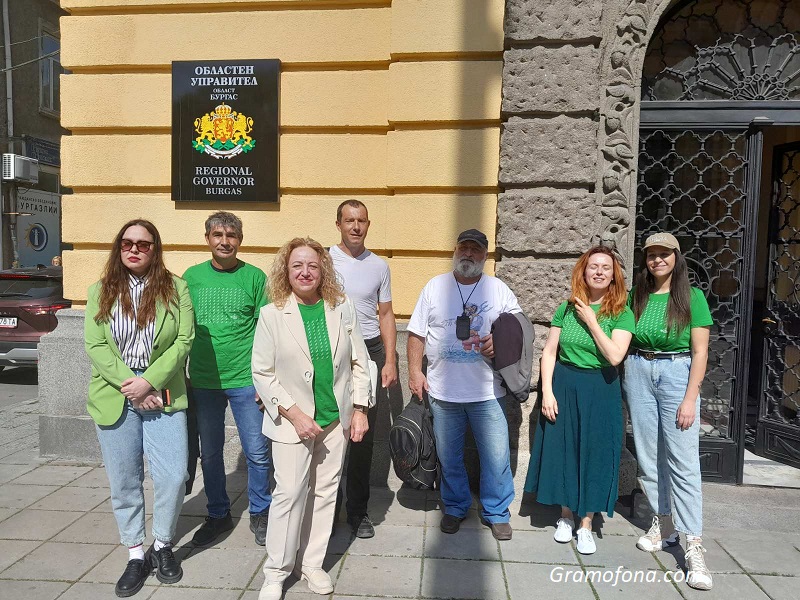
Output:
[250, 512, 269, 546]
[191, 511, 234, 547]
[146, 543, 182, 584]
[115, 558, 150, 597]
[347, 514, 375, 539]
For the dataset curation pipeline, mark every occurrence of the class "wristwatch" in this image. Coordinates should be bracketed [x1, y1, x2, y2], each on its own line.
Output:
[353, 405, 369, 414]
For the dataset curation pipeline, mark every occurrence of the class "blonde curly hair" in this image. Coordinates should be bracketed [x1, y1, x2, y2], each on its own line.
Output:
[269, 237, 345, 309]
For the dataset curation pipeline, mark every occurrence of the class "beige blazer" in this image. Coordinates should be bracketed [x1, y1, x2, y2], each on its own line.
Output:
[252, 294, 372, 444]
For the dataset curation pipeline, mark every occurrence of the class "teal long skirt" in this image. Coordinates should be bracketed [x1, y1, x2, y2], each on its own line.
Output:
[524, 361, 622, 517]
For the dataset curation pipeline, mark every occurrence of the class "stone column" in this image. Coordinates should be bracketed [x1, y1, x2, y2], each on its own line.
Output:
[38, 309, 100, 461]
[499, 0, 637, 498]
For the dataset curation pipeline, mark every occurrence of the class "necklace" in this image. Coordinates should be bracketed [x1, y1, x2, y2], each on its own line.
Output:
[454, 274, 481, 315]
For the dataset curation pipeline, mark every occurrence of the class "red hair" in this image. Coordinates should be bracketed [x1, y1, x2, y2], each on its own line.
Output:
[569, 245, 627, 318]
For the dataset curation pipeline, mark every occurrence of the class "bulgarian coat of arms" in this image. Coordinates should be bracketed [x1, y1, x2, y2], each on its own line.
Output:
[192, 103, 256, 159]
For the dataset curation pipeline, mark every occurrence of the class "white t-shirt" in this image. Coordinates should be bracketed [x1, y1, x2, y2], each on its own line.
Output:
[330, 244, 392, 340]
[407, 272, 522, 403]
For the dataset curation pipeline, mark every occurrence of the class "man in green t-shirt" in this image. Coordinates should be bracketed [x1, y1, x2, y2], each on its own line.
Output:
[183, 212, 271, 548]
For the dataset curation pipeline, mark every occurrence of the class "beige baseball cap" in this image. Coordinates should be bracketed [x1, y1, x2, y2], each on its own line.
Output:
[643, 232, 680, 251]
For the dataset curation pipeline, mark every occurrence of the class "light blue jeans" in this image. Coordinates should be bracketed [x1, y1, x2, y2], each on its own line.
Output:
[96, 401, 189, 547]
[623, 354, 703, 537]
[194, 385, 272, 518]
[429, 396, 514, 524]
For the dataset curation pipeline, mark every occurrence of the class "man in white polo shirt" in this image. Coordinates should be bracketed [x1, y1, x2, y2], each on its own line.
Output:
[330, 199, 399, 538]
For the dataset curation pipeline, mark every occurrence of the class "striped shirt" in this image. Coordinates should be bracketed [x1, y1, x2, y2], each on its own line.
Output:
[110, 274, 155, 370]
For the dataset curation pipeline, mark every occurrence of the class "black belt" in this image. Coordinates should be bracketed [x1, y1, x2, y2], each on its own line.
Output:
[631, 349, 691, 361]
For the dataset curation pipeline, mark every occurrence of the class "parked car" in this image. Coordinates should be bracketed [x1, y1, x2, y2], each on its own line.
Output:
[0, 266, 70, 370]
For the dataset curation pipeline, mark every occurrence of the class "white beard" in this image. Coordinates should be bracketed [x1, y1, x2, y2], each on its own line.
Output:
[453, 255, 485, 279]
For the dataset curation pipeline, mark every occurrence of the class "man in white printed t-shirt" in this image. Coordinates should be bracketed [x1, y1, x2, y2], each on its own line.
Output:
[330, 199, 400, 539]
[407, 229, 520, 541]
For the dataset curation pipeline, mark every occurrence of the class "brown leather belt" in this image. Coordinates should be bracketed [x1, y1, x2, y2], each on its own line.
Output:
[632, 349, 691, 361]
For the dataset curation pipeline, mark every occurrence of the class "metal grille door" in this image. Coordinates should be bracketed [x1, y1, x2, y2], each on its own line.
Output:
[757, 143, 800, 467]
[636, 128, 752, 480]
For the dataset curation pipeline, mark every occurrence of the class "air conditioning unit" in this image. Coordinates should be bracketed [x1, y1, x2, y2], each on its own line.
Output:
[2, 154, 39, 184]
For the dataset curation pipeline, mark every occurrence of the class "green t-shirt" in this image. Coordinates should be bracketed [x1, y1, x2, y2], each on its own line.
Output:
[552, 301, 636, 369]
[297, 300, 339, 428]
[629, 286, 713, 352]
[183, 260, 268, 389]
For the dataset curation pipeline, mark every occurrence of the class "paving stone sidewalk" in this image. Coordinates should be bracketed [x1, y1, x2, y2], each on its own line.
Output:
[1, 399, 799, 600]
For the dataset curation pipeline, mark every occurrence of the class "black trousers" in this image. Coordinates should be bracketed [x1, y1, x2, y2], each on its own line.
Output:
[185, 382, 200, 495]
[345, 335, 386, 518]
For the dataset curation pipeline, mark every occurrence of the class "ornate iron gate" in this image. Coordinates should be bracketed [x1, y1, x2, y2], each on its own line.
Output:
[635, 0, 800, 482]
[636, 128, 755, 481]
[756, 142, 800, 467]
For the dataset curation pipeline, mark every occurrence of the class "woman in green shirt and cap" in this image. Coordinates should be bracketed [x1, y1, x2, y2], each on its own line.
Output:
[525, 245, 635, 556]
[624, 232, 714, 591]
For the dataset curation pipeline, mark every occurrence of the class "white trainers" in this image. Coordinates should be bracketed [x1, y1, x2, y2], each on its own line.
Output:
[685, 542, 713, 590]
[637, 514, 680, 552]
[298, 567, 334, 595]
[258, 582, 283, 600]
[576, 527, 596, 554]
[553, 518, 574, 543]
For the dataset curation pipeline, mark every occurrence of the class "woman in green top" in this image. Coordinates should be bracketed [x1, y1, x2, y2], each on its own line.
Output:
[623, 232, 714, 591]
[252, 238, 371, 600]
[525, 245, 635, 555]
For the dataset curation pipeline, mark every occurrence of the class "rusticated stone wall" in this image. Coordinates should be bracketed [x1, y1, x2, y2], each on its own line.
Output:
[499, 0, 678, 345]
[498, 0, 679, 497]
[498, 0, 606, 497]
[499, 0, 606, 371]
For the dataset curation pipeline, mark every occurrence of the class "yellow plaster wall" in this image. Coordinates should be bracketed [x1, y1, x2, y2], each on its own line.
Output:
[60, 0, 505, 316]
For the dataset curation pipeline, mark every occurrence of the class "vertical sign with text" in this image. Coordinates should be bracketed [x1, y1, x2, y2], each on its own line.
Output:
[16, 189, 61, 267]
[172, 59, 280, 202]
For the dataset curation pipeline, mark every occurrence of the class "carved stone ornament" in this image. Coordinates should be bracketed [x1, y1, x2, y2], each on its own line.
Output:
[598, 0, 661, 258]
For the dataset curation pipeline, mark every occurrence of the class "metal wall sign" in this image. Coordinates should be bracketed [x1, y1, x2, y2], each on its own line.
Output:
[16, 189, 61, 267]
[171, 59, 280, 203]
[23, 136, 60, 168]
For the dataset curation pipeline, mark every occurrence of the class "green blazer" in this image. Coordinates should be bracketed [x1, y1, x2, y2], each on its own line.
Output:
[84, 275, 195, 426]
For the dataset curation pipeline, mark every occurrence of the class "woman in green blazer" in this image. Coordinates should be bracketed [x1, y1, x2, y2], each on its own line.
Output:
[84, 219, 194, 598]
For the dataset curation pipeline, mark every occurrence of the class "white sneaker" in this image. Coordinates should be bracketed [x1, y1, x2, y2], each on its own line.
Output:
[576, 527, 596, 554]
[685, 542, 713, 590]
[258, 582, 283, 600]
[553, 518, 574, 543]
[298, 567, 334, 595]
[637, 514, 680, 552]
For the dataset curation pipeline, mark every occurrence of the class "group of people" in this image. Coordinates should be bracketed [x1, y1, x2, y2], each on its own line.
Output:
[83, 202, 714, 599]
[84, 204, 397, 599]
[525, 234, 713, 591]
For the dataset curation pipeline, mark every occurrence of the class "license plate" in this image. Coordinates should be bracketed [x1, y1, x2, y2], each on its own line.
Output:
[0, 317, 17, 328]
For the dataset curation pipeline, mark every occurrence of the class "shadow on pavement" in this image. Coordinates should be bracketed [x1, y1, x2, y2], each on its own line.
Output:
[0, 366, 38, 385]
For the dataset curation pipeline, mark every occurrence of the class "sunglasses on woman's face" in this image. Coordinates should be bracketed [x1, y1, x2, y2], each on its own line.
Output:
[120, 239, 154, 253]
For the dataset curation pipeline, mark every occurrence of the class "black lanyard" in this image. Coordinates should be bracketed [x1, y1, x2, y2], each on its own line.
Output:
[454, 274, 481, 316]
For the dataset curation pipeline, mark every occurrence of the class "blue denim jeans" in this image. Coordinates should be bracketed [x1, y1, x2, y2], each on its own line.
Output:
[428, 396, 514, 524]
[96, 401, 189, 547]
[194, 385, 272, 517]
[623, 354, 703, 537]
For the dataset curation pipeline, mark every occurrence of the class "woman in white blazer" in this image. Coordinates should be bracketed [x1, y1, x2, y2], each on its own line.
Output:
[252, 237, 371, 600]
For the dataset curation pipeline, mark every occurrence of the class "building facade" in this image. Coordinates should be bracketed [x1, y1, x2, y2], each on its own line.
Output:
[0, 0, 67, 268]
[45, 0, 800, 486]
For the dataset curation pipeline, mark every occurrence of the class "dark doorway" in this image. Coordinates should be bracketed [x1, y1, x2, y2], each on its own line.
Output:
[748, 139, 800, 468]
